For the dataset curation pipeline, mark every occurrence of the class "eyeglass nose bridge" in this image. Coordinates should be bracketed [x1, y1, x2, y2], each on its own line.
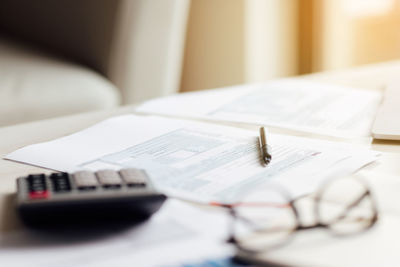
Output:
[296, 222, 329, 231]
[290, 196, 322, 229]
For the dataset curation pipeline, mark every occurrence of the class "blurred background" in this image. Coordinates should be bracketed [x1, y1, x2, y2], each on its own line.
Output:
[1, 0, 400, 126]
[182, 0, 400, 91]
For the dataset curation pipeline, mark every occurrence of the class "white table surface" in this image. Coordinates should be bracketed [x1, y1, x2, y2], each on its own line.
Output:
[2, 61, 400, 266]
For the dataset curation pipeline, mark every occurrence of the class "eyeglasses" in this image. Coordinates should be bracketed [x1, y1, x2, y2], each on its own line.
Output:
[210, 175, 378, 255]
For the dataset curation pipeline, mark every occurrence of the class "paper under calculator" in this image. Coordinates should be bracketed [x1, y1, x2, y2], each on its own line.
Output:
[16, 168, 166, 228]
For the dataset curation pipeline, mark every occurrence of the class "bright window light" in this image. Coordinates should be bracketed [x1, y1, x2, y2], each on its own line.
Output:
[343, 0, 395, 17]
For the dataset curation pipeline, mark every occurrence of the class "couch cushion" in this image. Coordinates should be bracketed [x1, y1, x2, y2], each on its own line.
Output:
[0, 38, 121, 126]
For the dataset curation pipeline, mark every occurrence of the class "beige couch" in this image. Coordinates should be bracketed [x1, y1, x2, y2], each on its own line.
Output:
[0, 0, 190, 126]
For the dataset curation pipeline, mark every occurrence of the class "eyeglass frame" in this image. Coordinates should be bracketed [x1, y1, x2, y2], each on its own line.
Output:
[211, 176, 379, 255]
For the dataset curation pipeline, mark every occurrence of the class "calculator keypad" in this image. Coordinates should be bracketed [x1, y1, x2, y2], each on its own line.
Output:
[20, 168, 151, 202]
[21, 168, 150, 201]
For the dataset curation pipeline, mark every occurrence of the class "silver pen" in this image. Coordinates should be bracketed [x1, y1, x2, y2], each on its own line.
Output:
[259, 126, 272, 165]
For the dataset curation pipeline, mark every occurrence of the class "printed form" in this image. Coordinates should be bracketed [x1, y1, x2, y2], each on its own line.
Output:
[136, 79, 382, 138]
[5, 115, 379, 202]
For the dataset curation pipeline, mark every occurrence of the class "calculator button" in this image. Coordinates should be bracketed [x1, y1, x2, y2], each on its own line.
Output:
[50, 172, 71, 193]
[73, 171, 98, 190]
[96, 170, 122, 189]
[29, 190, 49, 200]
[119, 169, 147, 187]
[27, 174, 48, 199]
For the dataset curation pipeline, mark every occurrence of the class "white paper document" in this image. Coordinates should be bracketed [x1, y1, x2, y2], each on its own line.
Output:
[5, 115, 379, 202]
[0, 200, 232, 267]
[136, 79, 382, 138]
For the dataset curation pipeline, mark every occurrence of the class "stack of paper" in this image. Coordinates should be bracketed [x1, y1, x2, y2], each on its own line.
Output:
[0, 200, 232, 267]
[136, 79, 382, 138]
[5, 115, 379, 203]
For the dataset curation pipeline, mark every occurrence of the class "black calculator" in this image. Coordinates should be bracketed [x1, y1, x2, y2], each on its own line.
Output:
[16, 168, 166, 228]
